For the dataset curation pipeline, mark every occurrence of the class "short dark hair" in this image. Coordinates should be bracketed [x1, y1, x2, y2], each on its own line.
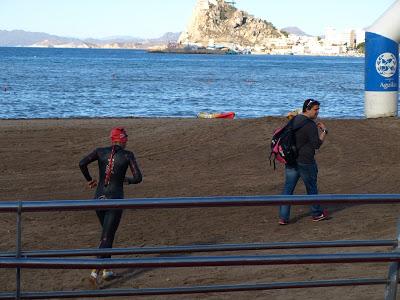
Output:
[302, 99, 320, 112]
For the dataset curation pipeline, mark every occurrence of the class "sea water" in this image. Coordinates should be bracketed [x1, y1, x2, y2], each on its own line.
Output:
[0, 47, 395, 119]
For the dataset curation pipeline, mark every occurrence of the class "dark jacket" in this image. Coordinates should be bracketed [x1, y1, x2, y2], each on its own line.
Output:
[292, 115, 322, 164]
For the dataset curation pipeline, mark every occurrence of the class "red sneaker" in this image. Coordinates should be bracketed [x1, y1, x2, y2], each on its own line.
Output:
[312, 210, 329, 222]
[279, 219, 289, 225]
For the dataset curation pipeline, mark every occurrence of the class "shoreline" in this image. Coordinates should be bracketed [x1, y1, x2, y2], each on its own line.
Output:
[0, 46, 366, 57]
[0, 115, 371, 121]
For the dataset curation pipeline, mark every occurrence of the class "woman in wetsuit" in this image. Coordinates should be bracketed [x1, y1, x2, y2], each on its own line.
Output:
[79, 127, 142, 286]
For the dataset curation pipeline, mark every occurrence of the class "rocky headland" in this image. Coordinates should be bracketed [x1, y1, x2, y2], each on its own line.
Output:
[178, 0, 286, 52]
[168, 0, 362, 56]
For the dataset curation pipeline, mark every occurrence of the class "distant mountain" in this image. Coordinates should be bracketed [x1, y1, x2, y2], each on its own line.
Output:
[99, 35, 144, 42]
[84, 37, 145, 45]
[0, 30, 81, 46]
[150, 32, 181, 43]
[280, 27, 311, 36]
[0, 29, 181, 48]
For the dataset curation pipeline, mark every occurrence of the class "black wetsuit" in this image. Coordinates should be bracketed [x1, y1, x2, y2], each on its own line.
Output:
[79, 145, 142, 258]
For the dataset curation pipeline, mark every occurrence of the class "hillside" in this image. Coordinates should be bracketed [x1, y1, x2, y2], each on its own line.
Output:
[0, 30, 81, 47]
[0, 30, 181, 49]
[179, 0, 285, 48]
[281, 26, 311, 36]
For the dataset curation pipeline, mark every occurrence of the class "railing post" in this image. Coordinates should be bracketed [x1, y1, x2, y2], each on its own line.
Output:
[385, 218, 400, 300]
[15, 201, 22, 300]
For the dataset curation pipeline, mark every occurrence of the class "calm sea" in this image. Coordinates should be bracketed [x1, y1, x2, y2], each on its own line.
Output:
[0, 47, 393, 119]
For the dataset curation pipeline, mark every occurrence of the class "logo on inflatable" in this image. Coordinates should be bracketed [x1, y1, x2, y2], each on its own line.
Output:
[375, 52, 397, 78]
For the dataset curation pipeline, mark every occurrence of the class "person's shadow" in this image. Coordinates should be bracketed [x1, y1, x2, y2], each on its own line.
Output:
[100, 239, 221, 289]
[100, 267, 149, 289]
[289, 203, 355, 224]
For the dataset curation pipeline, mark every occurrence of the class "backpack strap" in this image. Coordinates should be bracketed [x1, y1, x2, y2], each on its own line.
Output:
[269, 152, 277, 170]
[288, 116, 311, 132]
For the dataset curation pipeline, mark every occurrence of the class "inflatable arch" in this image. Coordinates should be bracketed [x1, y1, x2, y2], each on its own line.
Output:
[365, 0, 400, 118]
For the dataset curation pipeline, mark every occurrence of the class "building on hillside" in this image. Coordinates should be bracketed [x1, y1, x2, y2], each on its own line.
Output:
[324, 27, 342, 45]
[355, 29, 366, 45]
[324, 27, 361, 49]
[342, 29, 357, 48]
[196, 0, 218, 10]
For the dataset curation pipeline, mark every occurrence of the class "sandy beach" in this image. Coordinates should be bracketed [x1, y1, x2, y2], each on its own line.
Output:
[1, 116, 400, 299]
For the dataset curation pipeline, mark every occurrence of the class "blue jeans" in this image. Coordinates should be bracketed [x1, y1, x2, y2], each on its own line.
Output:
[279, 162, 323, 222]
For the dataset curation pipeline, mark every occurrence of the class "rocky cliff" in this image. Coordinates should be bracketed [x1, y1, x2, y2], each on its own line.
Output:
[179, 0, 285, 48]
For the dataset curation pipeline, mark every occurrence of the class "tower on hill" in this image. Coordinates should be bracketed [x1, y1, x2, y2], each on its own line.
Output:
[196, 0, 236, 11]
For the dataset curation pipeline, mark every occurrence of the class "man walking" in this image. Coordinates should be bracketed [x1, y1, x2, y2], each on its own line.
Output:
[279, 99, 328, 225]
[79, 127, 143, 285]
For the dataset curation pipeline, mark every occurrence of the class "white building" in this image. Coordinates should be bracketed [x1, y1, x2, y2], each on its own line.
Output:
[196, 0, 218, 10]
[355, 29, 366, 45]
[324, 27, 361, 49]
[342, 29, 356, 48]
[324, 27, 342, 45]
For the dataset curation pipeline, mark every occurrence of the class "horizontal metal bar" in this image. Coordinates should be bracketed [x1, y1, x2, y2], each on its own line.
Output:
[0, 278, 388, 299]
[2, 252, 400, 269]
[0, 240, 395, 258]
[1, 194, 400, 212]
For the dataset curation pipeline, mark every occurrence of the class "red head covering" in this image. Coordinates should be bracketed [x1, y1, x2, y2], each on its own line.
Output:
[110, 127, 128, 143]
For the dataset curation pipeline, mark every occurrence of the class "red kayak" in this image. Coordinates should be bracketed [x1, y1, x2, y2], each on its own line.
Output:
[197, 112, 236, 119]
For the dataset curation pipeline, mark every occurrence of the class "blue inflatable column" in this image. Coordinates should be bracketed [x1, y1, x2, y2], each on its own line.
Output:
[365, 0, 400, 118]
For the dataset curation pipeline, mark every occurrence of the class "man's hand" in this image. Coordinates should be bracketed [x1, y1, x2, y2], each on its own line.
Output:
[88, 179, 98, 189]
[317, 122, 328, 141]
[317, 122, 327, 131]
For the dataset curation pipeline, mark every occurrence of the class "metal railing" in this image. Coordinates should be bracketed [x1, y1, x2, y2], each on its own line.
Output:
[0, 194, 400, 299]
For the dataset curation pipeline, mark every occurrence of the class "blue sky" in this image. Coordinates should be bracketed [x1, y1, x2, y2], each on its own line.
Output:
[0, 0, 396, 38]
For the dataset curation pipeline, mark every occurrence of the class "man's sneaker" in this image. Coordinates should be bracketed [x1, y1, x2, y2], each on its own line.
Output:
[102, 269, 118, 281]
[312, 210, 328, 222]
[89, 270, 100, 288]
[279, 219, 289, 225]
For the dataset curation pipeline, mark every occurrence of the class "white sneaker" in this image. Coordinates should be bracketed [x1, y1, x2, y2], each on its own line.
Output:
[102, 269, 118, 281]
[89, 270, 99, 288]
